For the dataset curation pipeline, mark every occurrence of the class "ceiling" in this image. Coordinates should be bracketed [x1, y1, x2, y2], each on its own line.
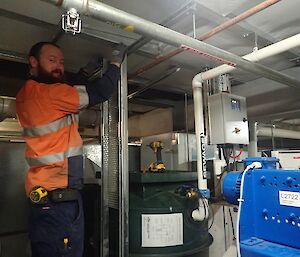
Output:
[0, 0, 300, 130]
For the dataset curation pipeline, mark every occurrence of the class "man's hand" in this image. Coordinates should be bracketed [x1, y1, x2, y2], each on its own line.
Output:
[110, 43, 127, 67]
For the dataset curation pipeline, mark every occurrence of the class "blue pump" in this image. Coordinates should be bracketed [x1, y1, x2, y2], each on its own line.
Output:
[222, 157, 300, 257]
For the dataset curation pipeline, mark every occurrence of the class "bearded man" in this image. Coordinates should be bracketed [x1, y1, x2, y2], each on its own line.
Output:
[16, 41, 126, 257]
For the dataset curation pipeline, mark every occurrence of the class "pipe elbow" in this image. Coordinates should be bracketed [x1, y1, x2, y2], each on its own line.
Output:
[192, 74, 204, 89]
[192, 204, 209, 221]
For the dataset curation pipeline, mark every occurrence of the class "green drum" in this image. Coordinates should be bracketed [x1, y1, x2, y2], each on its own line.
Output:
[129, 171, 213, 257]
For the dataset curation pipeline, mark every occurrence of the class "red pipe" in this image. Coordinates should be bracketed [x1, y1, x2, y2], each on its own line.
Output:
[128, 0, 281, 80]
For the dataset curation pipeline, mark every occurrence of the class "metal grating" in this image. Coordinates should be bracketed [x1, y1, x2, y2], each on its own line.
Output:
[106, 92, 120, 209]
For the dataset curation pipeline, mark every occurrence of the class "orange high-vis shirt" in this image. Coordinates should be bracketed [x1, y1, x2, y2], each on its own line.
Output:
[16, 79, 89, 195]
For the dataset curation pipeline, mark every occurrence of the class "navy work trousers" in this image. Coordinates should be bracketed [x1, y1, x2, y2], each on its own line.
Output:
[29, 194, 84, 257]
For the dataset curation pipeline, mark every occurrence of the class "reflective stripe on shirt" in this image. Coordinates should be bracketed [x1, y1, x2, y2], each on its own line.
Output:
[23, 115, 73, 137]
[74, 85, 89, 109]
[26, 145, 83, 167]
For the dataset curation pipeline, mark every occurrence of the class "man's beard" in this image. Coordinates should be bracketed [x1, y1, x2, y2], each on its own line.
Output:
[36, 65, 64, 84]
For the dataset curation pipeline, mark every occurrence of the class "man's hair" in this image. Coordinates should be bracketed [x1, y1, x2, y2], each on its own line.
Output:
[29, 41, 60, 59]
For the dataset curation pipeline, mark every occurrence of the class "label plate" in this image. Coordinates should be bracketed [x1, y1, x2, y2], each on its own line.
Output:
[141, 213, 183, 247]
[279, 190, 300, 207]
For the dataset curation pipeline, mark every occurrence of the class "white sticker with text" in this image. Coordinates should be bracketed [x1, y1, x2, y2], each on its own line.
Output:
[279, 191, 300, 207]
[141, 213, 183, 247]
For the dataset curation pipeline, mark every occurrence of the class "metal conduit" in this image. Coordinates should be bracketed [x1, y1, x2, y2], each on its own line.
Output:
[128, 0, 281, 79]
[43, 0, 300, 89]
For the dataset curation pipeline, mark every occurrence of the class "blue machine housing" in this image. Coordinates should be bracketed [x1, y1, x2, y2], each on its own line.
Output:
[223, 157, 300, 257]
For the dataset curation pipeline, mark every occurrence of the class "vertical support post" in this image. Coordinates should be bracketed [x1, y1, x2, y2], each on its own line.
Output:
[184, 93, 191, 170]
[271, 124, 276, 150]
[119, 56, 129, 257]
[248, 121, 258, 157]
[192, 12, 196, 39]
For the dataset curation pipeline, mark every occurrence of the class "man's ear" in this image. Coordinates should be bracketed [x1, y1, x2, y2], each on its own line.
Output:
[29, 56, 38, 68]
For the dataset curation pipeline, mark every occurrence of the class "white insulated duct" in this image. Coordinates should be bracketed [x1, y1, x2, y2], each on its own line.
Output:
[257, 127, 300, 140]
[0, 97, 100, 128]
[0, 96, 16, 122]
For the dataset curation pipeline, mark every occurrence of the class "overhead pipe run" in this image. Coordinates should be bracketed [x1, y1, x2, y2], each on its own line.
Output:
[195, 33, 300, 82]
[257, 127, 300, 140]
[249, 125, 300, 157]
[43, 0, 300, 90]
[128, 0, 195, 55]
[128, 0, 281, 79]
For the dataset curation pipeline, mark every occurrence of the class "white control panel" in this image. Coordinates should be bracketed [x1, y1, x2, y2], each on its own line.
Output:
[208, 92, 249, 145]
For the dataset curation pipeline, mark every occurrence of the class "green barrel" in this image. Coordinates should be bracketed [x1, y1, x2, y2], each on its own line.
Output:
[129, 171, 213, 257]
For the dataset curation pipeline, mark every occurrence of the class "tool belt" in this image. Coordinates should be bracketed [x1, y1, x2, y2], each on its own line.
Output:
[29, 187, 79, 204]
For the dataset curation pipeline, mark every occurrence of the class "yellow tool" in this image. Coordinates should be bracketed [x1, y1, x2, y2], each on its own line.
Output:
[64, 237, 69, 251]
[148, 141, 166, 173]
[29, 187, 48, 203]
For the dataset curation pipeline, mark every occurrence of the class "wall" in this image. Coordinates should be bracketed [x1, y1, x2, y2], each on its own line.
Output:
[128, 108, 173, 137]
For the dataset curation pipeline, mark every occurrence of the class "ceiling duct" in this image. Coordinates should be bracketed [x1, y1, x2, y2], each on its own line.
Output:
[0, 96, 16, 122]
[257, 127, 300, 140]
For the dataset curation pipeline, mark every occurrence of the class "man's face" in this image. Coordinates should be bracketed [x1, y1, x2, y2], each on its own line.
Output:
[30, 44, 65, 83]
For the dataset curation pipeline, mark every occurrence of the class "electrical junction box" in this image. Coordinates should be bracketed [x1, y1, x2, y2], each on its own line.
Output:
[208, 92, 249, 145]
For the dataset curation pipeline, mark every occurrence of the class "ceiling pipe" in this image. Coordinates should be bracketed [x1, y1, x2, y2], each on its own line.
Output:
[128, 0, 281, 79]
[197, 33, 300, 82]
[128, 0, 195, 55]
[245, 121, 300, 158]
[0, 97, 16, 122]
[42, 0, 300, 88]
[249, 124, 300, 158]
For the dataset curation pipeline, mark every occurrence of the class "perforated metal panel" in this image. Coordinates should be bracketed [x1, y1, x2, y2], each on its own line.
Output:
[102, 93, 120, 209]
